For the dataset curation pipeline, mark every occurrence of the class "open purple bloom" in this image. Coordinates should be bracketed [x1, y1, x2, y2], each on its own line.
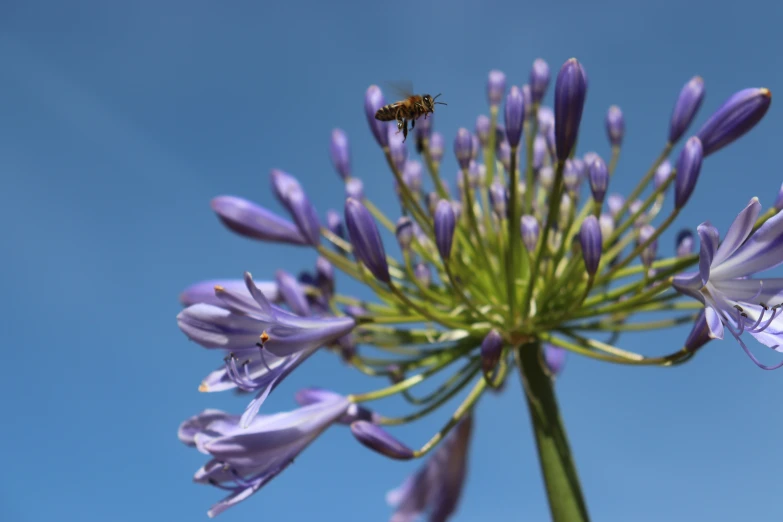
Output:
[180, 279, 279, 308]
[386, 415, 473, 522]
[182, 393, 350, 517]
[673, 198, 783, 369]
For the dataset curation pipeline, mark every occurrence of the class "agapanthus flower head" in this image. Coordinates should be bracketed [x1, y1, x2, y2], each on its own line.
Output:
[669, 76, 706, 144]
[178, 58, 778, 520]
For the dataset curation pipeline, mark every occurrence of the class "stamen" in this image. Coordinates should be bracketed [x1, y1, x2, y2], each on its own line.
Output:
[724, 320, 783, 370]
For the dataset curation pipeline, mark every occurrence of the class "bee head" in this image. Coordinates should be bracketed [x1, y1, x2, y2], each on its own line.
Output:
[423, 93, 448, 112]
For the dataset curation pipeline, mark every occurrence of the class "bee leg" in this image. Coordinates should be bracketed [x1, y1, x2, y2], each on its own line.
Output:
[402, 121, 409, 143]
[410, 118, 416, 130]
[395, 118, 404, 135]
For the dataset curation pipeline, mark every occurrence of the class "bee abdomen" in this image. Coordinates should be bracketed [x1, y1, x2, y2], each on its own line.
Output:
[375, 104, 398, 121]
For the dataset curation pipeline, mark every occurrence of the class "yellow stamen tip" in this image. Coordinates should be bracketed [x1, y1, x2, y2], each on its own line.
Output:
[214, 285, 225, 292]
[198, 383, 209, 392]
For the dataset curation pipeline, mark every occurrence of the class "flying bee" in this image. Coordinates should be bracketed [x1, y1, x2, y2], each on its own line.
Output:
[375, 83, 447, 143]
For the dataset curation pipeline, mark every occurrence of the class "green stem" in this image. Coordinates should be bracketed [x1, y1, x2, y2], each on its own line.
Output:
[516, 343, 590, 522]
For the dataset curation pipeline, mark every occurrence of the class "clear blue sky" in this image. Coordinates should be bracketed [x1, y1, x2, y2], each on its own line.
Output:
[3, 1, 783, 521]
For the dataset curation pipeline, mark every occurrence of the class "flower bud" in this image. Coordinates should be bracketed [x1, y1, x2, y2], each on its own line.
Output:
[388, 126, 407, 171]
[471, 134, 480, 161]
[538, 106, 554, 135]
[522, 84, 533, 119]
[434, 199, 456, 261]
[669, 76, 706, 144]
[775, 182, 783, 211]
[498, 141, 511, 173]
[697, 88, 771, 156]
[344, 197, 390, 283]
[476, 114, 491, 146]
[395, 217, 414, 250]
[276, 270, 311, 317]
[487, 69, 507, 107]
[521, 215, 540, 252]
[350, 421, 414, 460]
[544, 344, 567, 376]
[481, 330, 503, 379]
[607, 193, 624, 218]
[653, 160, 673, 191]
[684, 310, 712, 352]
[402, 160, 423, 192]
[588, 154, 608, 204]
[563, 159, 581, 194]
[605, 105, 624, 147]
[538, 165, 554, 189]
[583, 151, 599, 167]
[283, 188, 322, 246]
[326, 209, 345, 241]
[674, 136, 704, 209]
[329, 129, 351, 180]
[365, 85, 390, 148]
[429, 132, 445, 163]
[489, 181, 508, 218]
[504, 86, 525, 148]
[554, 58, 588, 162]
[453, 128, 472, 170]
[211, 196, 308, 246]
[599, 213, 614, 239]
[579, 215, 602, 276]
[638, 224, 658, 268]
[530, 58, 551, 104]
[675, 229, 694, 257]
[270, 168, 303, 205]
[315, 256, 334, 297]
[533, 135, 547, 170]
[345, 177, 364, 200]
[414, 262, 431, 286]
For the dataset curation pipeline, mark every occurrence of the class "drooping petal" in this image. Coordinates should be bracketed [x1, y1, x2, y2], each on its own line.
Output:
[711, 278, 783, 307]
[697, 223, 720, 285]
[704, 306, 725, 340]
[711, 209, 783, 279]
[711, 197, 761, 267]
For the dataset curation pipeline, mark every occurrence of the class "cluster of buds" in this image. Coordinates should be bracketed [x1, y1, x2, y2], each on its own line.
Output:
[176, 57, 777, 519]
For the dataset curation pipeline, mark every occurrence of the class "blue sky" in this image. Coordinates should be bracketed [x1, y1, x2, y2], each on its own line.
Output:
[3, 0, 783, 521]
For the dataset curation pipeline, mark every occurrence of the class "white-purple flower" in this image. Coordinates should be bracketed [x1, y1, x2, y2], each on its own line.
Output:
[180, 392, 351, 517]
[673, 197, 783, 369]
[178, 272, 356, 424]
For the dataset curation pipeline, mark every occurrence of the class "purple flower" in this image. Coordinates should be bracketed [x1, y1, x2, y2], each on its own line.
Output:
[607, 193, 624, 218]
[386, 415, 473, 522]
[269, 170, 322, 246]
[350, 421, 415, 460]
[434, 199, 456, 261]
[481, 329, 503, 378]
[669, 76, 706, 144]
[415, 262, 432, 286]
[429, 132, 445, 163]
[673, 198, 783, 369]
[329, 129, 351, 180]
[533, 135, 547, 170]
[326, 209, 345, 241]
[181, 393, 350, 517]
[684, 310, 712, 352]
[599, 213, 614, 239]
[475, 115, 491, 146]
[345, 177, 364, 200]
[275, 270, 311, 317]
[605, 105, 624, 147]
[177, 272, 356, 423]
[521, 215, 540, 252]
[403, 161, 423, 192]
[295, 387, 378, 424]
[180, 279, 279, 308]
[454, 128, 473, 170]
[396, 216, 414, 250]
[487, 70, 506, 106]
[697, 87, 771, 156]
[654, 160, 674, 191]
[579, 215, 602, 276]
[211, 196, 309, 246]
[543, 344, 567, 375]
[563, 159, 581, 194]
[554, 58, 588, 162]
[504, 86, 525, 148]
[676, 229, 694, 258]
[489, 181, 508, 218]
[522, 85, 533, 119]
[587, 154, 608, 204]
[388, 125, 408, 171]
[638, 224, 658, 268]
[530, 58, 550, 104]
[366, 85, 390, 148]
[344, 197, 391, 283]
[673, 136, 704, 209]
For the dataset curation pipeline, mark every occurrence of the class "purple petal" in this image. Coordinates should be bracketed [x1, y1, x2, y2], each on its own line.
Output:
[211, 196, 308, 245]
[711, 197, 761, 267]
[704, 306, 725, 340]
[697, 223, 720, 285]
[180, 279, 279, 308]
[711, 278, 783, 306]
[711, 209, 783, 279]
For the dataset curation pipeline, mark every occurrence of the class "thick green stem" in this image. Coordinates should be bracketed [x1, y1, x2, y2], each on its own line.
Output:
[516, 343, 590, 522]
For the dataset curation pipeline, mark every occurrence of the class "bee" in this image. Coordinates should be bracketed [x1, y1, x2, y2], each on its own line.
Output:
[375, 83, 447, 143]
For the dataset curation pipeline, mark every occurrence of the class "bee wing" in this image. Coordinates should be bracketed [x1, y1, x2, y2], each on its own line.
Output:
[382, 80, 415, 100]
